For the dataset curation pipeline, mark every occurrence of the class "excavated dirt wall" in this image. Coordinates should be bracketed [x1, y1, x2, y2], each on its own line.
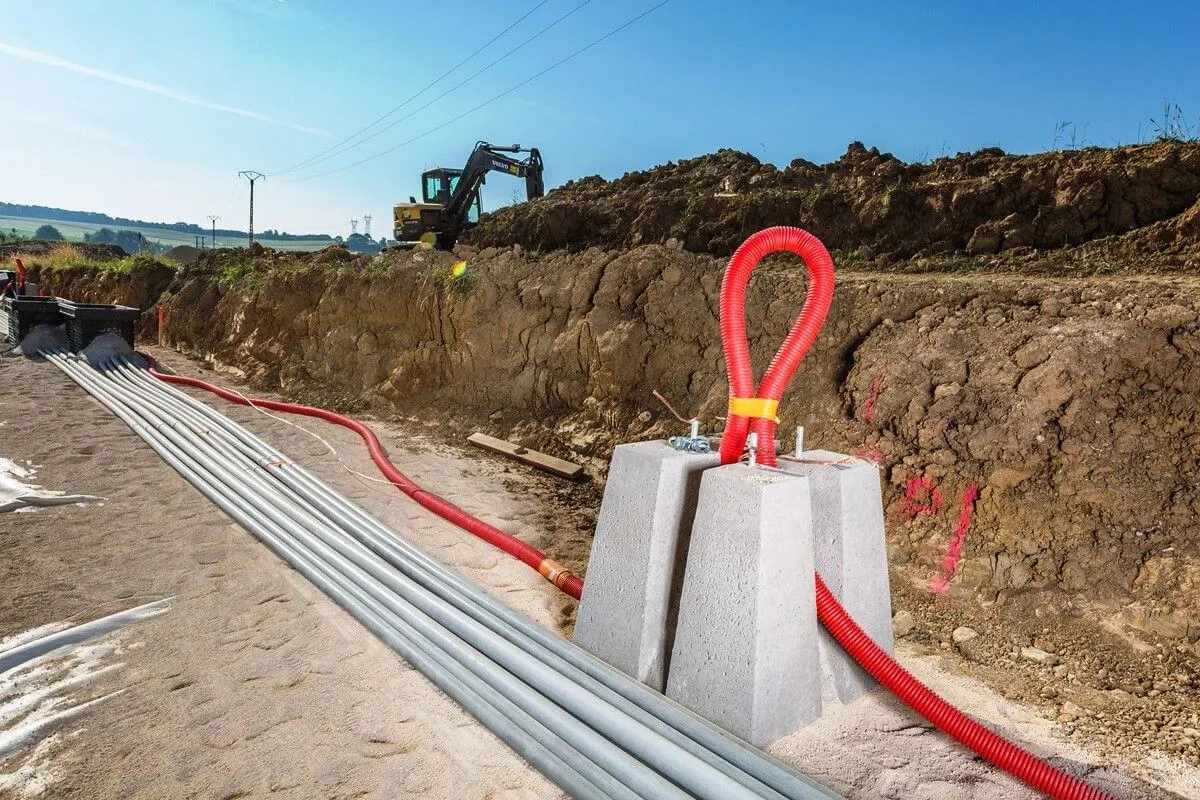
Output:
[39, 243, 1193, 648]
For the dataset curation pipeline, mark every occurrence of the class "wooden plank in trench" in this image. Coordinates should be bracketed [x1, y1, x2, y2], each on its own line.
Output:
[467, 432, 585, 482]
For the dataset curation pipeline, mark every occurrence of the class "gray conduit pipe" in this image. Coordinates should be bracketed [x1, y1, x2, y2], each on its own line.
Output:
[95, 363, 771, 800]
[70, 356, 800, 800]
[60, 355, 677, 800]
[113, 357, 836, 799]
[80, 358, 680, 800]
[109, 357, 834, 800]
[44, 353, 617, 800]
[91, 357, 844, 800]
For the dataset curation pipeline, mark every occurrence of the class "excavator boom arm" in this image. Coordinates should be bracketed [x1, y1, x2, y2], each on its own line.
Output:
[444, 142, 544, 231]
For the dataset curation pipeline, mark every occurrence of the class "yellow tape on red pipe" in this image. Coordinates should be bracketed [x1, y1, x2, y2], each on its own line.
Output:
[727, 396, 780, 422]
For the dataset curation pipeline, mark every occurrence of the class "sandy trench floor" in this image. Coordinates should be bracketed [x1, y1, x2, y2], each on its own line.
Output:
[0, 345, 1197, 799]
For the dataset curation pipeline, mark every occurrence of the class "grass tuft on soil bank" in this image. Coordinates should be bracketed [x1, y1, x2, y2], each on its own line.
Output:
[12, 243, 179, 276]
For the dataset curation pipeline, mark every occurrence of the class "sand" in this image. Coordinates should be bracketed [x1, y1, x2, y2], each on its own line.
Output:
[1, 349, 566, 799]
[1, 345, 1196, 799]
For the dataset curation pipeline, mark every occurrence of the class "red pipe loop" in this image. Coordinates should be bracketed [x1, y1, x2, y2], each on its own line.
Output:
[718, 227, 835, 466]
[15, 258, 27, 294]
[718, 228, 1109, 799]
[145, 361, 583, 600]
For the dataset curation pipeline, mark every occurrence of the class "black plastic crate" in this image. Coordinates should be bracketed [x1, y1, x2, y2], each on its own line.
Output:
[56, 299, 140, 352]
[3, 295, 63, 344]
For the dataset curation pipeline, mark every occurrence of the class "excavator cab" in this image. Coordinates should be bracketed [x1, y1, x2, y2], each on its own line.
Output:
[421, 169, 480, 223]
[394, 141, 543, 250]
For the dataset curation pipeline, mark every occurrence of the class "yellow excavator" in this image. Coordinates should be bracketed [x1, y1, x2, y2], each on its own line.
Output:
[393, 141, 544, 250]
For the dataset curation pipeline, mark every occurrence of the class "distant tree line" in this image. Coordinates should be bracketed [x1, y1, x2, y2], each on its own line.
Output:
[83, 227, 168, 255]
[1, 223, 167, 254]
[344, 233, 389, 254]
[0, 202, 334, 242]
[253, 228, 335, 241]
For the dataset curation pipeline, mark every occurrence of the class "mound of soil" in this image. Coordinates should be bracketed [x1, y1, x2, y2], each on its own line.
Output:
[161, 245, 203, 265]
[467, 140, 1200, 265]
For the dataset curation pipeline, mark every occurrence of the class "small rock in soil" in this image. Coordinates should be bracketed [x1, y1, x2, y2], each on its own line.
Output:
[893, 610, 917, 638]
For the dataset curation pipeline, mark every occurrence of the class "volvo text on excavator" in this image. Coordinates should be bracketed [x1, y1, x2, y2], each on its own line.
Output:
[392, 141, 544, 250]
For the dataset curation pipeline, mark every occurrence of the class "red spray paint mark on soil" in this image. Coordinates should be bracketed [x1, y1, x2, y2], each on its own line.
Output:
[899, 476, 944, 519]
[930, 483, 980, 593]
[863, 376, 883, 423]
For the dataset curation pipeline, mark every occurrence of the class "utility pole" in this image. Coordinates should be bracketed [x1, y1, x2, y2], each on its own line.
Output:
[363, 214, 372, 239]
[208, 215, 221, 250]
[238, 171, 265, 246]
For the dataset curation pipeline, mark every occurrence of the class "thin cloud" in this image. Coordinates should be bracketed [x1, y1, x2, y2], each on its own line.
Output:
[0, 42, 330, 137]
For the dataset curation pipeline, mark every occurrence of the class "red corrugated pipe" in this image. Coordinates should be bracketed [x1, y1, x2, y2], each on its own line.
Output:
[16, 258, 27, 295]
[717, 226, 1109, 800]
[145, 359, 583, 599]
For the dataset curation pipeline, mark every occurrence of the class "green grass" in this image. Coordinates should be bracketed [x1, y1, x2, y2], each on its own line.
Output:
[12, 244, 178, 276]
[426, 261, 477, 297]
[215, 261, 265, 293]
[0, 215, 333, 252]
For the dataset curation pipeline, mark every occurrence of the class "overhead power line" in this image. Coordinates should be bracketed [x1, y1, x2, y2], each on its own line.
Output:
[282, 0, 671, 183]
[270, 0, 552, 177]
[275, 0, 591, 177]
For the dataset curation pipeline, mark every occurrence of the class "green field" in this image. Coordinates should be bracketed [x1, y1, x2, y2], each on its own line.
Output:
[0, 215, 333, 252]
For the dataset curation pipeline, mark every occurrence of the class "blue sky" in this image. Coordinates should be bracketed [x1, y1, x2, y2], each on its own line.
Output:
[1, 0, 1198, 237]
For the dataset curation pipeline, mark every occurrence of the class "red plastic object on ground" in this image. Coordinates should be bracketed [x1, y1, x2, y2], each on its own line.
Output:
[146, 361, 583, 599]
[715, 226, 1109, 800]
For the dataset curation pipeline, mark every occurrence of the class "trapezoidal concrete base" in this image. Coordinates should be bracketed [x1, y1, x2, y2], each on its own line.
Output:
[780, 449, 894, 705]
[665, 463, 820, 747]
[572, 440, 720, 690]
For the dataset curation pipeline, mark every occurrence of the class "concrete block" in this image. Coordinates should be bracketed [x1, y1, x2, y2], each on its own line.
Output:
[666, 464, 820, 746]
[779, 450, 894, 704]
[573, 440, 720, 690]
